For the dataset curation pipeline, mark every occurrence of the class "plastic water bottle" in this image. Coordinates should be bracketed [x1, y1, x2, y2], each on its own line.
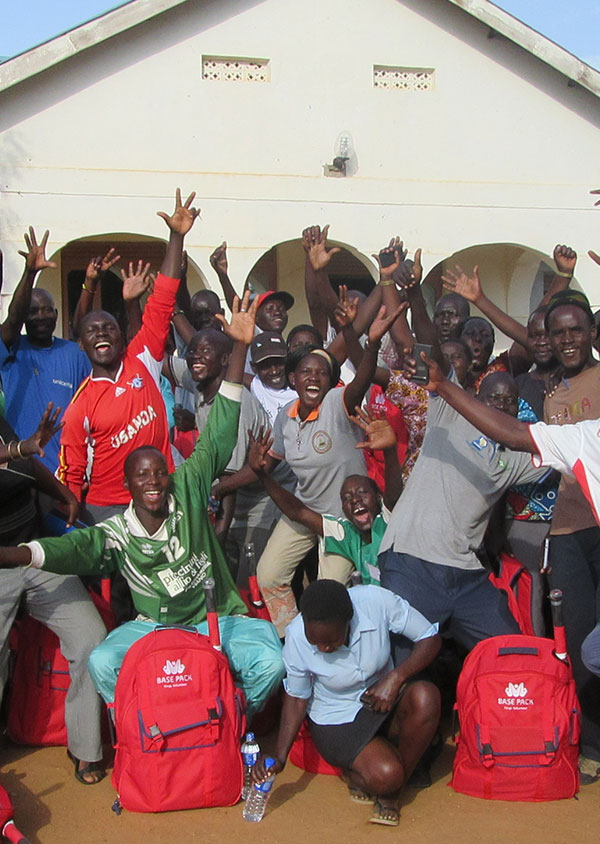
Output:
[241, 732, 260, 800]
[242, 757, 276, 822]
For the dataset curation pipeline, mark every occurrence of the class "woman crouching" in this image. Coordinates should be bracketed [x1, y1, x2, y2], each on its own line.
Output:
[253, 579, 441, 826]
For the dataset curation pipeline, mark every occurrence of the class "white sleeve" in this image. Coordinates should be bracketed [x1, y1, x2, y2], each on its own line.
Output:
[321, 515, 346, 542]
[21, 540, 45, 568]
[529, 421, 583, 476]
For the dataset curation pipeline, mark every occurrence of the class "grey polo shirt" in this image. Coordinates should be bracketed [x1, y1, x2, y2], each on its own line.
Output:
[379, 375, 548, 570]
[270, 386, 365, 518]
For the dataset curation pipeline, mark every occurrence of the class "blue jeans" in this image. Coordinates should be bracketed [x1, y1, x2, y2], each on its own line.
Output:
[88, 615, 284, 718]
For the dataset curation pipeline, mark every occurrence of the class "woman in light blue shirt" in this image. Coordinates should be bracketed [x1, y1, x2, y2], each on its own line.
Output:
[253, 580, 440, 826]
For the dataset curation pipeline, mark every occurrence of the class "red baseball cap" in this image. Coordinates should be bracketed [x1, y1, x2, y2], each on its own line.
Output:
[255, 290, 295, 310]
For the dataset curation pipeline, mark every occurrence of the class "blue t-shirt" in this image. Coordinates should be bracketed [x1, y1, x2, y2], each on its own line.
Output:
[0, 334, 90, 471]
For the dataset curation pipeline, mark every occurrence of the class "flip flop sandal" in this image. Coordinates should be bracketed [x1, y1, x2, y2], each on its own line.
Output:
[67, 750, 106, 786]
[348, 785, 372, 803]
[370, 800, 400, 827]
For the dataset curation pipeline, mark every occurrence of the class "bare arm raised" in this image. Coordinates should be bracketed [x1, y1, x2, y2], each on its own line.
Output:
[157, 188, 200, 279]
[209, 241, 241, 313]
[302, 224, 341, 338]
[406, 350, 535, 453]
[72, 248, 121, 338]
[121, 261, 153, 342]
[2, 228, 57, 348]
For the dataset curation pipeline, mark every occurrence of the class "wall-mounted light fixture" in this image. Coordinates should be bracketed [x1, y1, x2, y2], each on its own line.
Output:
[324, 131, 356, 177]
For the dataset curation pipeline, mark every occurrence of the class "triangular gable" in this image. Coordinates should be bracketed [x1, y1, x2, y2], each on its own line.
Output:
[1, 0, 600, 99]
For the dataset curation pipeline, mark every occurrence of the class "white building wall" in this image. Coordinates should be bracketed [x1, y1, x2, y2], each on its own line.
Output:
[1, 0, 599, 331]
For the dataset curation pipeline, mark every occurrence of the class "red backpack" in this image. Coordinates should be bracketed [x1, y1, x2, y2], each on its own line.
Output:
[0, 783, 31, 844]
[110, 626, 245, 813]
[488, 553, 535, 637]
[451, 634, 580, 801]
[7, 587, 114, 746]
[289, 720, 341, 776]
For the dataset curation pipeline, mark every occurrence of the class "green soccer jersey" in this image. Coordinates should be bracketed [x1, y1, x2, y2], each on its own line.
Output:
[321, 509, 390, 586]
[27, 387, 248, 625]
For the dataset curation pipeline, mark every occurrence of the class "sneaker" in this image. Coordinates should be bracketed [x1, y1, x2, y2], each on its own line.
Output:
[579, 755, 600, 785]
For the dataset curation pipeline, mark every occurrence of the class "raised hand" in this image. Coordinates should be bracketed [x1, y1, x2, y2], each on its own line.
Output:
[85, 256, 103, 286]
[21, 402, 63, 458]
[247, 426, 273, 475]
[18, 227, 57, 273]
[553, 244, 577, 275]
[368, 301, 408, 344]
[372, 236, 406, 280]
[85, 247, 121, 286]
[120, 260, 152, 301]
[334, 284, 359, 327]
[302, 224, 340, 271]
[393, 248, 423, 291]
[100, 247, 120, 273]
[403, 346, 444, 392]
[209, 242, 228, 276]
[209, 240, 229, 275]
[157, 188, 199, 236]
[588, 250, 600, 266]
[441, 264, 482, 304]
[350, 405, 397, 451]
[215, 289, 259, 344]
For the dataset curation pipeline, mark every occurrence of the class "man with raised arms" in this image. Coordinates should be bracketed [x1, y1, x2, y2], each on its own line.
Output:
[57, 190, 198, 522]
[0, 228, 90, 471]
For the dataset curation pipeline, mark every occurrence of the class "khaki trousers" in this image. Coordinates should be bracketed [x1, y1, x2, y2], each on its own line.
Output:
[257, 514, 354, 636]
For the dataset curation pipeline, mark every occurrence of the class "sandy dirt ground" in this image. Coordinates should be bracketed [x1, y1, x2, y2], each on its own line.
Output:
[2, 734, 598, 844]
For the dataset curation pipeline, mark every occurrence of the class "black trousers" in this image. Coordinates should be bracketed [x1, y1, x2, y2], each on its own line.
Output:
[550, 527, 600, 762]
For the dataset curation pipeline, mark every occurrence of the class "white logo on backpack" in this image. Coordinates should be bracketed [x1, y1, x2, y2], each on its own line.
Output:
[156, 657, 193, 686]
[498, 680, 534, 709]
[163, 659, 185, 675]
[505, 682, 527, 697]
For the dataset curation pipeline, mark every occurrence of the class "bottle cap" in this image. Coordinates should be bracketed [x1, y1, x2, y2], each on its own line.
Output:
[246, 732, 255, 742]
[264, 757, 276, 770]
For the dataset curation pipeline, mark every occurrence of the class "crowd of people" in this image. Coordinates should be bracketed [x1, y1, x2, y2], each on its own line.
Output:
[0, 186, 599, 826]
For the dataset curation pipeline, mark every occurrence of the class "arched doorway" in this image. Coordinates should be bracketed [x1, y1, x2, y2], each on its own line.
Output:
[45, 234, 207, 339]
[424, 243, 580, 348]
[245, 238, 376, 329]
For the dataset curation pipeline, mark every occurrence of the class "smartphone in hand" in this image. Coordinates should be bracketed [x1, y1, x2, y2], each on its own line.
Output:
[379, 250, 396, 268]
[411, 343, 433, 385]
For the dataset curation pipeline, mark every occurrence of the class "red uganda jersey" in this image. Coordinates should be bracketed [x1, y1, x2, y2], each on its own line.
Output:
[57, 274, 177, 505]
